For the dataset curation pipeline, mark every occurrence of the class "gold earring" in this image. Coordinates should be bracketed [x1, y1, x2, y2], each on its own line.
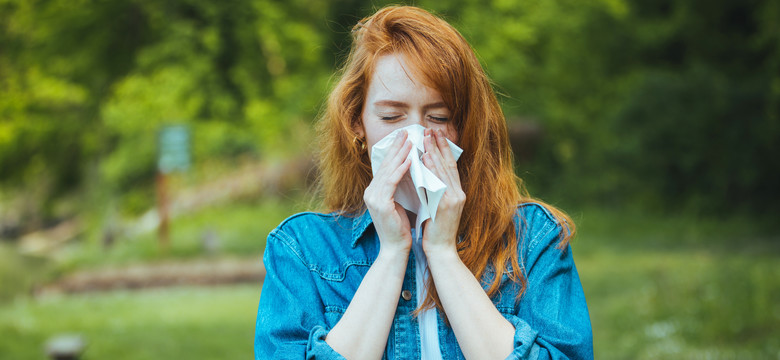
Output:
[353, 136, 366, 152]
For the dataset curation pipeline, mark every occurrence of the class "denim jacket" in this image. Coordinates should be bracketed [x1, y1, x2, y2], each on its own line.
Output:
[254, 203, 593, 359]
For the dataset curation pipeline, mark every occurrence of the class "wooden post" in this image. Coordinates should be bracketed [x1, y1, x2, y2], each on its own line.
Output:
[156, 172, 169, 252]
[157, 124, 190, 253]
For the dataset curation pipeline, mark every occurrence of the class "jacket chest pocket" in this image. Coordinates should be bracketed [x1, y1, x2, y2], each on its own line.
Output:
[311, 260, 372, 320]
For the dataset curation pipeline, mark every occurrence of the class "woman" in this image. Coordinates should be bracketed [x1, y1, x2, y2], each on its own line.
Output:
[255, 5, 592, 360]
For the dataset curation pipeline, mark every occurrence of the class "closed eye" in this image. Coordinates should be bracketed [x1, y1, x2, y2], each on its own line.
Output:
[428, 115, 449, 122]
[380, 115, 402, 121]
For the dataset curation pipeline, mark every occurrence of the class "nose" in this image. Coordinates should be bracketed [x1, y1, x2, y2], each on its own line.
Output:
[411, 112, 429, 128]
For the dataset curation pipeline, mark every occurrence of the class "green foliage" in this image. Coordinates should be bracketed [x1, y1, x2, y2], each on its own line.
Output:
[1, 0, 778, 220]
[0, 0, 331, 218]
[2, 3, 777, 358]
[416, 0, 780, 214]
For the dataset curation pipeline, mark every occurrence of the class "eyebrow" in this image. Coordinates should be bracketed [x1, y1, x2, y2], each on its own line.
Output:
[373, 100, 448, 111]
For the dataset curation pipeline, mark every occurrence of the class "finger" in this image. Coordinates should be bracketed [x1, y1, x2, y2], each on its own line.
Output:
[421, 152, 439, 178]
[433, 129, 461, 187]
[386, 157, 411, 187]
[430, 130, 460, 186]
[377, 133, 411, 177]
[423, 130, 450, 183]
[422, 128, 440, 163]
[366, 135, 411, 200]
[377, 142, 412, 200]
[374, 156, 411, 207]
[435, 129, 459, 172]
[421, 151, 452, 192]
[388, 140, 413, 173]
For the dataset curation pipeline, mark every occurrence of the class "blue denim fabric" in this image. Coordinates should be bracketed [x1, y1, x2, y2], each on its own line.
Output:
[254, 203, 593, 359]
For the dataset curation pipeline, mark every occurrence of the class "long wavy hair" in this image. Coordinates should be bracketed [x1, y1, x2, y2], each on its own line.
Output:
[315, 5, 574, 315]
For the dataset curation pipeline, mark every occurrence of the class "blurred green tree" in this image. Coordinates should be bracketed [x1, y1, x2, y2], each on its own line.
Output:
[0, 0, 332, 219]
[420, 0, 780, 214]
[0, 0, 777, 228]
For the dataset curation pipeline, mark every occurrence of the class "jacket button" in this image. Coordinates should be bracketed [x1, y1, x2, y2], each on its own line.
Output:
[401, 290, 412, 301]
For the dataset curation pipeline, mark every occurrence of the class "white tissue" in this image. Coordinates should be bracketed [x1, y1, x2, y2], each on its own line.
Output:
[370, 124, 463, 230]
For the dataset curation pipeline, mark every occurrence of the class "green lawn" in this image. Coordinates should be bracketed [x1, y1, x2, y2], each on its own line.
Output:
[0, 198, 298, 302]
[0, 285, 261, 360]
[573, 208, 780, 359]
[0, 205, 778, 359]
[69, 198, 302, 268]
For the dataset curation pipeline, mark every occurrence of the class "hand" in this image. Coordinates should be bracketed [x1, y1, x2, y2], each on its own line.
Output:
[364, 130, 414, 256]
[421, 128, 465, 257]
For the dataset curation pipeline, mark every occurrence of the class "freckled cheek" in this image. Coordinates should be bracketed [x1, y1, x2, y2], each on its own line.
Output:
[435, 124, 459, 144]
[360, 115, 395, 150]
[365, 129, 395, 150]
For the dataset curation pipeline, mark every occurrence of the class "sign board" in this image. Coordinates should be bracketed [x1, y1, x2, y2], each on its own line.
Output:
[157, 124, 191, 173]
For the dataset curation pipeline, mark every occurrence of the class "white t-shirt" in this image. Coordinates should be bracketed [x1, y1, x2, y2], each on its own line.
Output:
[411, 228, 443, 360]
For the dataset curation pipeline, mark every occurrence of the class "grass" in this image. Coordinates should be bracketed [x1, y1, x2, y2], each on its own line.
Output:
[0, 197, 296, 359]
[0, 244, 49, 301]
[571, 207, 780, 359]
[67, 197, 303, 268]
[0, 204, 778, 359]
[0, 285, 260, 360]
[0, 197, 301, 303]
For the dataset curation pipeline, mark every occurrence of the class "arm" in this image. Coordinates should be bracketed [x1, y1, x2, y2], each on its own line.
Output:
[254, 229, 344, 359]
[325, 130, 414, 359]
[506, 215, 593, 360]
[421, 129, 592, 359]
[421, 128, 514, 359]
[324, 247, 408, 359]
[430, 219, 593, 360]
[426, 249, 516, 359]
[253, 224, 411, 360]
[427, 227, 593, 359]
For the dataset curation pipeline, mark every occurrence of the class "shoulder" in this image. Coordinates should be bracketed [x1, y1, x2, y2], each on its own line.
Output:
[269, 211, 353, 249]
[272, 211, 350, 237]
[266, 211, 375, 277]
[514, 202, 570, 258]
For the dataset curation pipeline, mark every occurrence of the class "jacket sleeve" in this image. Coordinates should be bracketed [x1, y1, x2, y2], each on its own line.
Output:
[504, 212, 594, 360]
[254, 228, 347, 360]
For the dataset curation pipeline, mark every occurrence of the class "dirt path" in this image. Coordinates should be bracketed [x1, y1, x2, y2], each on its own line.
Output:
[37, 257, 265, 295]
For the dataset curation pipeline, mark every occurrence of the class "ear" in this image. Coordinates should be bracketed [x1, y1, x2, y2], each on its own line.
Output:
[352, 119, 365, 138]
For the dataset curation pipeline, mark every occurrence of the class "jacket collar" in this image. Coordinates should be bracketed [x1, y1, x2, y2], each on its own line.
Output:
[350, 209, 374, 248]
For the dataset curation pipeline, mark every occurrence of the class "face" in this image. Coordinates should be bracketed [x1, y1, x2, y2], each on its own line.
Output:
[357, 53, 458, 152]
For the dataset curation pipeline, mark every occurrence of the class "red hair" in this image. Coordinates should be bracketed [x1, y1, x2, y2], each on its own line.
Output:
[315, 5, 574, 315]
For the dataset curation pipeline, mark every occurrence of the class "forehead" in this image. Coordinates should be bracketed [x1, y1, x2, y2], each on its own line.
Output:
[366, 54, 442, 103]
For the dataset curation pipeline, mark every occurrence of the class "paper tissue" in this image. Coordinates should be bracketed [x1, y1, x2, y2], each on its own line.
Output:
[370, 124, 463, 230]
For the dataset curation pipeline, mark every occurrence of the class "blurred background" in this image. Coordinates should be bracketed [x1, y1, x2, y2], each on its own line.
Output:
[0, 0, 778, 359]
